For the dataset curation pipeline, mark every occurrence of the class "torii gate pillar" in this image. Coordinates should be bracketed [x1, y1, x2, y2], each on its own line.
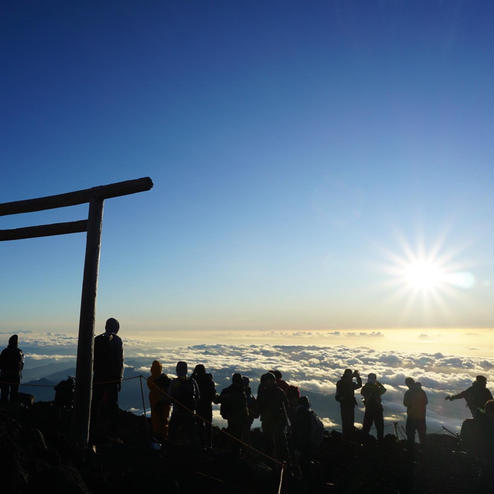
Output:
[0, 177, 153, 447]
[73, 198, 104, 446]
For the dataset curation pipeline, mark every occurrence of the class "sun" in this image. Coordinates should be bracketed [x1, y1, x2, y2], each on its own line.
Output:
[377, 234, 475, 311]
[401, 260, 445, 292]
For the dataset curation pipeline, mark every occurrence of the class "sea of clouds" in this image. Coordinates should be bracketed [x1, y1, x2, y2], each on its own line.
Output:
[10, 331, 493, 437]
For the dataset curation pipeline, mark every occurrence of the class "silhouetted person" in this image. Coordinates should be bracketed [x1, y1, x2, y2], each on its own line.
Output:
[147, 360, 171, 443]
[292, 396, 324, 483]
[168, 361, 200, 447]
[257, 372, 290, 460]
[445, 375, 493, 418]
[92, 317, 124, 442]
[54, 376, 75, 429]
[403, 378, 427, 447]
[54, 376, 75, 409]
[335, 369, 362, 440]
[219, 373, 249, 455]
[0, 335, 24, 403]
[242, 376, 258, 436]
[361, 373, 386, 441]
[191, 364, 217, 449]
[286, 384, 301, 424]
[270, 369, 289, 394]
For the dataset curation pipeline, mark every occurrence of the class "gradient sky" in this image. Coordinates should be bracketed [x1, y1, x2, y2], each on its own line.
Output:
[1, 1, 492, 334]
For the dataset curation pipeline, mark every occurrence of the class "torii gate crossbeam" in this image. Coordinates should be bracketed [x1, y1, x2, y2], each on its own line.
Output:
[0, 177, 153, 446]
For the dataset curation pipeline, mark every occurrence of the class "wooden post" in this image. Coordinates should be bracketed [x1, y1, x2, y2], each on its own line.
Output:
[73, 198, 104, 446]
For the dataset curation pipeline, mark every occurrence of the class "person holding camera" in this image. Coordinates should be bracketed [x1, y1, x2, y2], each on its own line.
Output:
[335, 369, 362, 440]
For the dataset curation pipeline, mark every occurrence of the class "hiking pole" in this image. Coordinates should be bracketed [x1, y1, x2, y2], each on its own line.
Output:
[139, 375, 147, 417]
[277, 462, 286, 494]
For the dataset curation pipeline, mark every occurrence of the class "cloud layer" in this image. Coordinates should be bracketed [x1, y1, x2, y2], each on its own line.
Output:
[14, 332, 493, 436]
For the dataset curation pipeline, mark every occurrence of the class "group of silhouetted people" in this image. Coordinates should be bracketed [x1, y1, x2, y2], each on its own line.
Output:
[145, 359, 323, 465]
[334, 368, 493, 450]
[1, 325, 493, 461]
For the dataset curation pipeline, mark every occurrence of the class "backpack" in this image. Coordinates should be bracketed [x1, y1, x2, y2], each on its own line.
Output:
[156, 373, 172, 390]
[173, 377, 198, 412]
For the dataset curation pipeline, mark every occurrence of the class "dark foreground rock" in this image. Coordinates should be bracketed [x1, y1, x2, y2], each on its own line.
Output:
[0, 402, 492, 494]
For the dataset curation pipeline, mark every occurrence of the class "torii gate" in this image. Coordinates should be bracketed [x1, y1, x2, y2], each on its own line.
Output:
[0, 177, 153, 446]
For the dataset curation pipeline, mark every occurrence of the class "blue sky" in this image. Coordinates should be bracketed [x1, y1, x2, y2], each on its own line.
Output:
[1, 1, 492, 334]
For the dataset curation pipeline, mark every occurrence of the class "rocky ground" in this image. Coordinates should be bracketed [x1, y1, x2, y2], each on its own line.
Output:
[0, 401, 492, 494]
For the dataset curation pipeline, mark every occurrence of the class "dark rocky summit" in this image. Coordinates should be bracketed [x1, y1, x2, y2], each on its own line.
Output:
[0, 401, 491, 494]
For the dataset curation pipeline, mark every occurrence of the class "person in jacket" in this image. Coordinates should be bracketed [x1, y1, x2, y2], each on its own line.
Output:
[361, 373, 386, 441]
[0, 335, 24, 402]
[191, 364, 217, 449]
[91, 317, 124, 441]
[219, 373, 249, 455]
[445, 376, 493, 418]
[335, 369, 362, 440]
[147, 360, 171, 442]
[257, 372, 290, 460]
[403, 378, 428, 446]
[168, 361, 200, 447]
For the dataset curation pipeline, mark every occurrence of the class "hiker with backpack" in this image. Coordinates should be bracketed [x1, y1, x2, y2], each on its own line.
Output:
[191, 364, 217, 449]
[360, 373, 386, 441]
[168, 361, 200, 447]
[147, 360, 172, 443]
[0, 334, 24, 403]
[219, 373, 250, 455]
[91, 317, 124, 443]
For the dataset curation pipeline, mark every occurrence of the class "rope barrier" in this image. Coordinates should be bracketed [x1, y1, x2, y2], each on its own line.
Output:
[0, 375, 142, 388]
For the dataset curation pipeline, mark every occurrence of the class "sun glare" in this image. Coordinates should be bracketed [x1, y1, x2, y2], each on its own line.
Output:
[402, 260, 445, 291]
[377, 234, 475, 318]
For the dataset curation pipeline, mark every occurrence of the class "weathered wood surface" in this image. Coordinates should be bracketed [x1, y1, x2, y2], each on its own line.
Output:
[0, 220, 88, 241]
[0, 177, 153, 216]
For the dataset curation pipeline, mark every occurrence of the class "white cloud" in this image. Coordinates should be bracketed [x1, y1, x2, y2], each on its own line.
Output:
[15, 334, 494, 436]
